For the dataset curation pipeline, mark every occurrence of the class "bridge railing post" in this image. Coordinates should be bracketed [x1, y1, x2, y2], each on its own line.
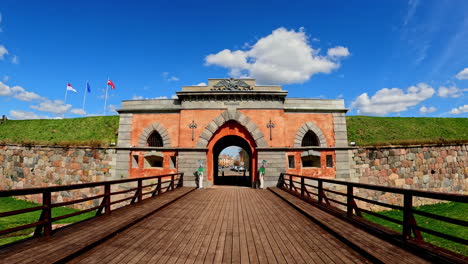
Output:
[178, 173, 184, 188]
[137, 179, 143, 203]
[289, 175, 293, 191]
[105, 183, 111, 215]
[157, 177, 162, 194]
[346, 185, 353, 217]
[278, 173, 284, 189]
[171, 175, 175, 190]
[403, 192, 413, 239]
[300, 177, 305, 199]
[318, 181, 323, 204]
[43, 191, 52, 236]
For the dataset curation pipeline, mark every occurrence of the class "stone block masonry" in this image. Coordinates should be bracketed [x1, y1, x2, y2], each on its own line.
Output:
[349, 144, 467, 210]
[0, 145, 116, 209]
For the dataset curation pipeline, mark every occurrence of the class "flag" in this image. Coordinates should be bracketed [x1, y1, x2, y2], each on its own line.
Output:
[107, 80, 116, 89]
[66, 83, 78, 93]
[86, 81, 91, 93]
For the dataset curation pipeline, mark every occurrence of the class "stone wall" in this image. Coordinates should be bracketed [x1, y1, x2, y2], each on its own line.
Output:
[348, 144, 467, 210]
[0, 145, 117, 208]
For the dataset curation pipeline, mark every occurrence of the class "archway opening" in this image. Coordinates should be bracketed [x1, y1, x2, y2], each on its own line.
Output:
[213, 135, 252, 187]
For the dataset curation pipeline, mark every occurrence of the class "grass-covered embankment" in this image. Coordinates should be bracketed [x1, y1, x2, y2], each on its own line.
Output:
[0, 115, 467, 147]
[0, 197, 96, 246]
[347, 116, 468, 146]
[0, 116, 119, 147]
[363, 202, 468, 255]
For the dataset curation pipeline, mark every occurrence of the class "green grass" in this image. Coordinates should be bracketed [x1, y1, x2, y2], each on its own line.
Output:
[0, 116, 119, 146]
[363, 202, 468, 255]
[0, 197, 96, 246]
[0, 115, 467, 147]
[347, 116, 468, 146]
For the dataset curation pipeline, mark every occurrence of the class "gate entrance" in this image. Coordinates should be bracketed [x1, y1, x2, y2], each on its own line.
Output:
[213, 136, 251, 186]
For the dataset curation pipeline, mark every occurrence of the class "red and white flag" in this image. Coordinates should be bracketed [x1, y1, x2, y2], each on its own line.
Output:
[107, 80, 116, 89]
[66, 83, 78, 93]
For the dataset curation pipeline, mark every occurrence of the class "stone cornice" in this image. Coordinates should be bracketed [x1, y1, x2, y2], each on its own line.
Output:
[256, 146, 356, 151]
[176, 90, 288, 102]
[284, 108, 349, 113]
[115, 146, 208, 151]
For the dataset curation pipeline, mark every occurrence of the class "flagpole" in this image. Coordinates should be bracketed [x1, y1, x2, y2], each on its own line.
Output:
[64, 86, 68, 104]
[64, 85, 68, 118]
[82, 80, 88, 116]
[104, 77, 109, 115]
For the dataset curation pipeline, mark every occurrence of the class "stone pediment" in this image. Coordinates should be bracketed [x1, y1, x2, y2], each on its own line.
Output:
[181, 78, 283, 92]
[211, 78, 253, 91]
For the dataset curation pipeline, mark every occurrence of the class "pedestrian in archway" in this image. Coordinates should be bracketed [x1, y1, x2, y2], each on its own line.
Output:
[197, 160, 204, 189]
[258, 160, 266, 189]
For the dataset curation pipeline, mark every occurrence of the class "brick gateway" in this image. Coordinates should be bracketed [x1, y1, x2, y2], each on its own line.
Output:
[115, 78, 350, 187]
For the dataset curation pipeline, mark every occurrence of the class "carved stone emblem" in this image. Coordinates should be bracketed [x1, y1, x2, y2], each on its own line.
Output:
[211, 78, 253, 91]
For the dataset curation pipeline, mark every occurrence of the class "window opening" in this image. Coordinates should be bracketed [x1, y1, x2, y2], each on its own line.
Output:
[326, 155, 333, 168]
[302, 155, 320, 167]
[301, 131, 320, 147]
[147, 131, 163, 147]
[288, 155, 295, 168]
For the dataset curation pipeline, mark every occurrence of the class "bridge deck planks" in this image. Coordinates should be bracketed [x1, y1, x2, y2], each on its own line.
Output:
[269, 187, 431, 264]
[68, 188, 372, 264]
[1, 187, 434, 264]
[0, 187, 195, 264]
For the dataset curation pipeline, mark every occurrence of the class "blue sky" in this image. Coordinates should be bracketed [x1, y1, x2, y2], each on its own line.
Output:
[0, 0, 467, 119]
[220, 146, 241, 158]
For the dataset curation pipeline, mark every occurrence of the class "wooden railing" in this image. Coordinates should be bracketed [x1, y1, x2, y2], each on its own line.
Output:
[0, 173, 183, 238]
[279, 173, 468, 246]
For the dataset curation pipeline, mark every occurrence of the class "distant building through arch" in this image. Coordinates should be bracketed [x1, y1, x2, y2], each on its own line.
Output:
[116, 78, 350, 188]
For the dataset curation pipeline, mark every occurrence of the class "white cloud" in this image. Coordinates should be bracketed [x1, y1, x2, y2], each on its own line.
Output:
[154, 96, 168, 99]
[30, 100, 71, 115]
[171, 94, 178, 99]
[419, 106, 437, 114]
[194, 82, 207, 86]
[11, 86, 43, 101]
[449, 105, 468, 115]
[162, 72, 179, 82]
[455, 68, 468, 80]
[327, 46, 350, 58]
[437, 85, 467, 98]
[205, 49, 248, 73]
[9, 110, 48, 120]
[0, 81, 43, 101]
[11, 55, 18, 64]
[70, 108, 86, 115]
[132, 95, 144, 100]
[0, 81, 12, 96]
[2, 76, 8, 82]
[351, 82, 435, 116]
[205, 27, 349, 84]
[0, 45, 8, 60]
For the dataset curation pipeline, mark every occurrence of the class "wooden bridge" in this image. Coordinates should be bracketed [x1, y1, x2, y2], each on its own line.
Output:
[0, 173, 466, 263]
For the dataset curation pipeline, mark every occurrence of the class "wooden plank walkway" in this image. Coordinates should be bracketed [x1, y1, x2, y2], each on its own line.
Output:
[269, 188, 431, 264]
[0, 187, 196, 264]
[68, 188, 372, 264]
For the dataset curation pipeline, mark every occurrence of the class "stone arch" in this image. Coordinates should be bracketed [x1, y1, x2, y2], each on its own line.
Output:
[196, 109, 268, 148]
[138, 122, 171, 147]
[294, 122, 327, 147]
